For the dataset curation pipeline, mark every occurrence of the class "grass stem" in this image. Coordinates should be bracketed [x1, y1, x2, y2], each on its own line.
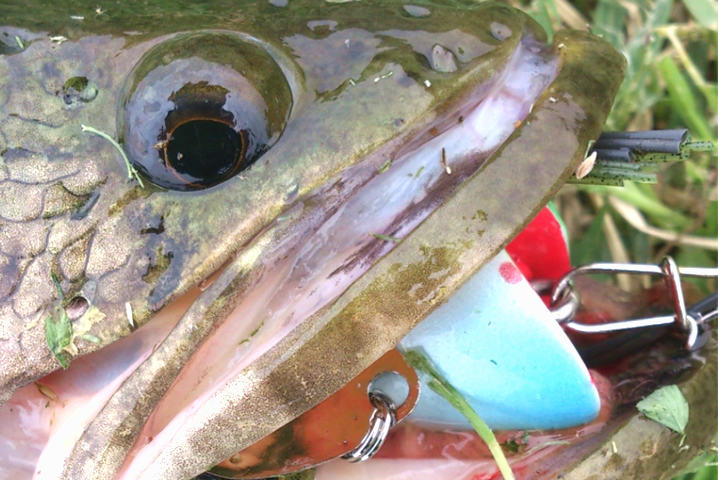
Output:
[81, 124, 144, 188]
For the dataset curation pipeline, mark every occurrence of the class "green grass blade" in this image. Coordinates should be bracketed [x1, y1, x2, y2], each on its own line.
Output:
[592, 0, 627, 49]
[683, 0, 718, 31]
[585, 182, 692, 229]
[602, 0, 675, 130]
[404, 350, 515, 480]
[657, 57, 715, 141]
[81, 125, 145, 188]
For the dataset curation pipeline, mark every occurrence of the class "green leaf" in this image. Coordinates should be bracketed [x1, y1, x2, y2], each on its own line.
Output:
[636, 385, 689, 435]
[603, 0, 674, 130]
[657, 56, 714, 141]
[683, 0, 718, 31]
[699, 201, 717, 238]
[673, 442, 718, 478]
[692, 465, 718, 480]
[378, 159, 392, 174]
[585, 182, 692, 229]
[592, 0, 627, 50]
[570, 203, 611, 267]
[51, 273, 64, 299]
[371, 233, 401, 243]
[675, 247, 716, 294]
[44, 307, 73, 370]
[525, 0, 558, 40]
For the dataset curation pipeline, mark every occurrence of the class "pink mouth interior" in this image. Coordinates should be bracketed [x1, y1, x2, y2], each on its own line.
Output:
[0, 289, 201, 480]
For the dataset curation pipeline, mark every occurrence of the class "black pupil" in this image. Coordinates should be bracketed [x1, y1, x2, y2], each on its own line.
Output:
[166, 120, 241, 185]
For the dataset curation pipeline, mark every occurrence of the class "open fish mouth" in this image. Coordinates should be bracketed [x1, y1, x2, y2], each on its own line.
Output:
[1, 30, 565, 479]
[4, 2, 711, 480]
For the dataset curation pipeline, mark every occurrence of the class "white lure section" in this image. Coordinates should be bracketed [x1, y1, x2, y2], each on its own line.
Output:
[397, 250, 600, 430]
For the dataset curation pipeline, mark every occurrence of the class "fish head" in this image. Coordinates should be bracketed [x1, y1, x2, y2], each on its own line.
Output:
[3, 3, 704, 480]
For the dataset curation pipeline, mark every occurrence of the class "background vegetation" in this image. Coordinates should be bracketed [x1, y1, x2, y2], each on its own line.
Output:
[510, 0, 716, 477]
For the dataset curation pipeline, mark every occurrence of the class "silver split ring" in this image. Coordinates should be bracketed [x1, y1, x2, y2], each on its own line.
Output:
[342, 391, 397, 463]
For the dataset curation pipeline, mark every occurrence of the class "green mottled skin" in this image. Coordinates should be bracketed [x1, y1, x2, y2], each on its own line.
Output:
[0, 1, 713, 479]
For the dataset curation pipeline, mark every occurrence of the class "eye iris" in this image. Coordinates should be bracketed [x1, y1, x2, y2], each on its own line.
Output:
[165, 120, 242, 185]
[119, 32, 292, 191]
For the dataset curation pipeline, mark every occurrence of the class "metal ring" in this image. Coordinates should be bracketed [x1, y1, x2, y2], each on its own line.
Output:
[551, 285, 581, 325]
[685, 314, 699, 351]
[341, 391, 396, 463]
[660, 257, 690, 332]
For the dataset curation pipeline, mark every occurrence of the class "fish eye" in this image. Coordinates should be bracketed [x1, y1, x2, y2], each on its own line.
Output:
[119, 32, 292, 191]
